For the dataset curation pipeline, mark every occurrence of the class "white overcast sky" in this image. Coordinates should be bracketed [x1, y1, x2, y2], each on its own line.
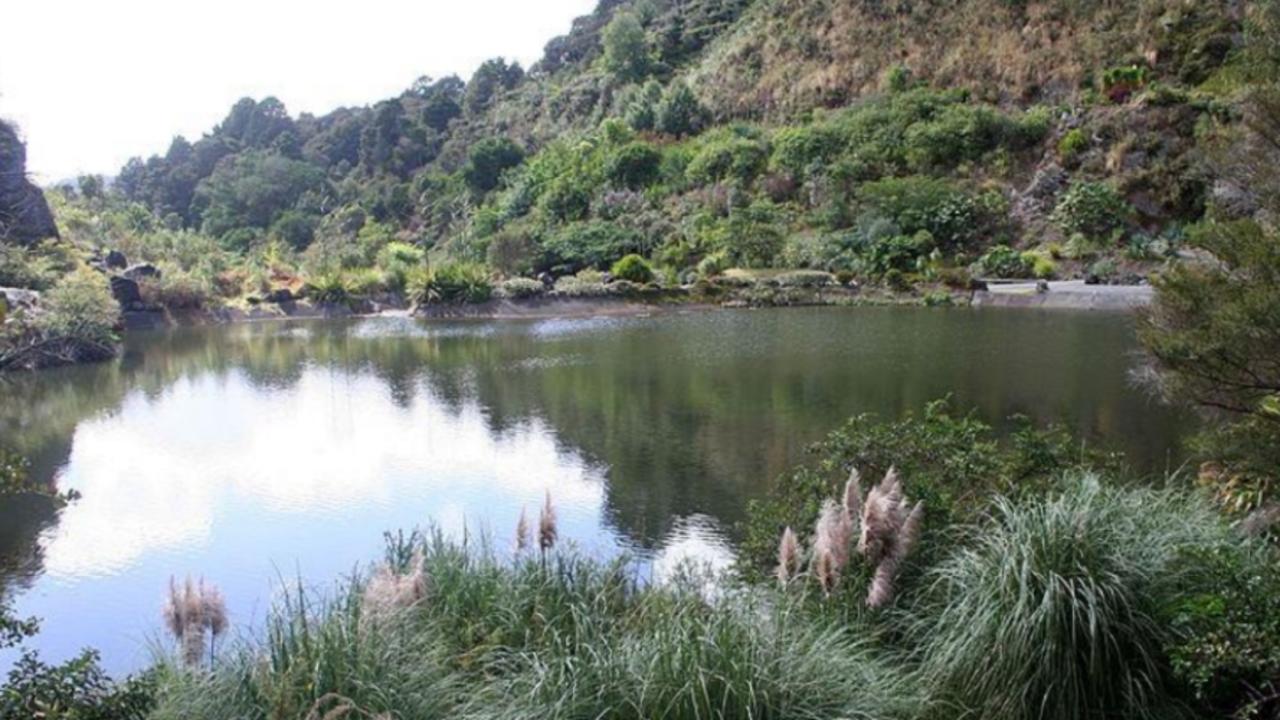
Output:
[0, 0, 598, 183]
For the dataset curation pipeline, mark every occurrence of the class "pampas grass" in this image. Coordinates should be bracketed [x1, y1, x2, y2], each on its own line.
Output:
[514, 506, 531, 553]
[163, 576, 228, 666]
[775, 526, 801, 585]
[538, 491, 558, 553]
[793, 466, 925, 606]
[362, 548, 428, 624]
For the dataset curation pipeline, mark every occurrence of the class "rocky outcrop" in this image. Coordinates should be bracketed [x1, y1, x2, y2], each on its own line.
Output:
[0, 120, 58, 246]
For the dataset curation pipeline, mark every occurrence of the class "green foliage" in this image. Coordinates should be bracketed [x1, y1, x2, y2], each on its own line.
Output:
[1057, 128, 1089, 161]
[464, 137, 525, 193]
[496, 277, 545, 299]
[36, 269, 119, 348]
[304, 271, 352, 305]
[1051, 181, 1131, 242]
[0, 242, 68, 291]
[1102, 64, 1151, 102]
[411, 263, 493, 305]
[604, 142, 661, 190]
[601, 10, 649, 82]
[740, 399, 1110, 577]
[685, 135, 768, 186]
[858, 177, 982, 252]
[912, 477, 1233, 720]
[622, 80, 664, 132]
[655, 82, 707, 137]
[376, 241, 425, 292]
[195, 151, 326, 241]
[2, 650, 155, 720]
[153, 532, 918, 720]
[770, 125, 840, 177]
[974, 244, 1034, 278]
[609, 254, 654, 283]
[1138, 219, 1280, 506]
[1164, 544, 1280, 719]
[541, 222, 647, 274]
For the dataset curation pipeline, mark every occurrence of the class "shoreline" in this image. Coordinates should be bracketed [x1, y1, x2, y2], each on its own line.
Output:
[120, 281, 1152, 331]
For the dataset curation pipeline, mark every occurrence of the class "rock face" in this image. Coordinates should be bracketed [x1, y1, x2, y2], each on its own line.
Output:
[0, 120, 58, 246]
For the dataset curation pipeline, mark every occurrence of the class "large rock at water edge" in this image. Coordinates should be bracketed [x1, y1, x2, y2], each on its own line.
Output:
[110, 276, 142, 308]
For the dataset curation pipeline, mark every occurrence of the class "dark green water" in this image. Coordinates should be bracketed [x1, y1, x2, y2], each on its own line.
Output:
[0, 307, 1189, 672]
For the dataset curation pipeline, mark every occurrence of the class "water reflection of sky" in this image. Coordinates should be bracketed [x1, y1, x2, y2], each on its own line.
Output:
[9, 362, 720, 674]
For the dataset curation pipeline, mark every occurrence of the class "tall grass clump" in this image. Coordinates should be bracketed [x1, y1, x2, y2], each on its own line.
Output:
[910, 474, 1232, 720]
[478, 589, 917, 720]
[149, 576, 460, 720]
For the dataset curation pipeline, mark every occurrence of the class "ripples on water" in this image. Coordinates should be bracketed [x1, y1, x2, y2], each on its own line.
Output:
[0, 308, 1189, 672]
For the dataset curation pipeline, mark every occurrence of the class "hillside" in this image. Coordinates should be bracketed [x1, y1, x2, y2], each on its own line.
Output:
[11, 0, 1255, 313]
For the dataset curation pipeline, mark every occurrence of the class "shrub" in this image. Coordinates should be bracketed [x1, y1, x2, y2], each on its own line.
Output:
[1164, 544, 1280, 719]
[773, 270, 834, 288]
[654, 82, 707, 138]
[740, 399, 1110, 578]
[539, 177, 591, 222]
[304, 271, 352, 305]
[912, 477, 1233, 720]
[1032, 255, 1057, 280]
[540, 222, 647, 274]
[486, 225, 540, 276]
[139, 267, 215, 310]
[695, 251, 728, 278]
[974, 245, 1034, 278]
[411, 263, 493, 305]
[2, 649, 156, 720]
[770, 126, 840, 177]
[1051, 181, 1131, 242]
[858, 177, 980, 251]
[1057, 128, 1089, 162]
[464, 137, 525, 193]
[552, 274, 611, 298]
[605, 142, 662, 190]
[496, 277, 545, 300]
[36, 269, 119, 348]
[685, 137, 768, 186]
[609, 254, 654, 283]
[1102, 64, 1150, 103]
[377, 241, 426, 292]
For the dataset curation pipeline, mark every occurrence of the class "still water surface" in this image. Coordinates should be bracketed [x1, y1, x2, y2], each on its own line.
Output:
[0, 307, 1188, 672]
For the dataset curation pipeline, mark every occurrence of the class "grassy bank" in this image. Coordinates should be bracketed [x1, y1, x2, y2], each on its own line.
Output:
[132, 471, 1280, 720]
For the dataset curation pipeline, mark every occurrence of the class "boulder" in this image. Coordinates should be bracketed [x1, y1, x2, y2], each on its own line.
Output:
[0, 121, 59, 246]
[0, 286, 40, 311]
[105, 250, 128, 269]
[122, 263, 160, 281]
[109, 276, 143, 307]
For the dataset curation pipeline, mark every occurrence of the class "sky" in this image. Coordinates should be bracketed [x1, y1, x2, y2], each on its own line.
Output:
[0, 0, 599, 183]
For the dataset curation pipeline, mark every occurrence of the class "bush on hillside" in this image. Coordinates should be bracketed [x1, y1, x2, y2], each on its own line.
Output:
[604, 142, 662, 190]
[973, 245, 1034, 278]
[1051, 181, 1131, 242]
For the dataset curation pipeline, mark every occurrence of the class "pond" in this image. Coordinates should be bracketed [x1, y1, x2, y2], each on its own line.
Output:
[0, 306, 1190, 674]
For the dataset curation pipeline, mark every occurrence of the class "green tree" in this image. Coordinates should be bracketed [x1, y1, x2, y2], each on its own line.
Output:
[605, 142, 661, 189]
[655, 82, 707, 137]
[602, 10, 649, 82]
[464, 137, 525, 193]
[1137, 3, 1280, 520]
